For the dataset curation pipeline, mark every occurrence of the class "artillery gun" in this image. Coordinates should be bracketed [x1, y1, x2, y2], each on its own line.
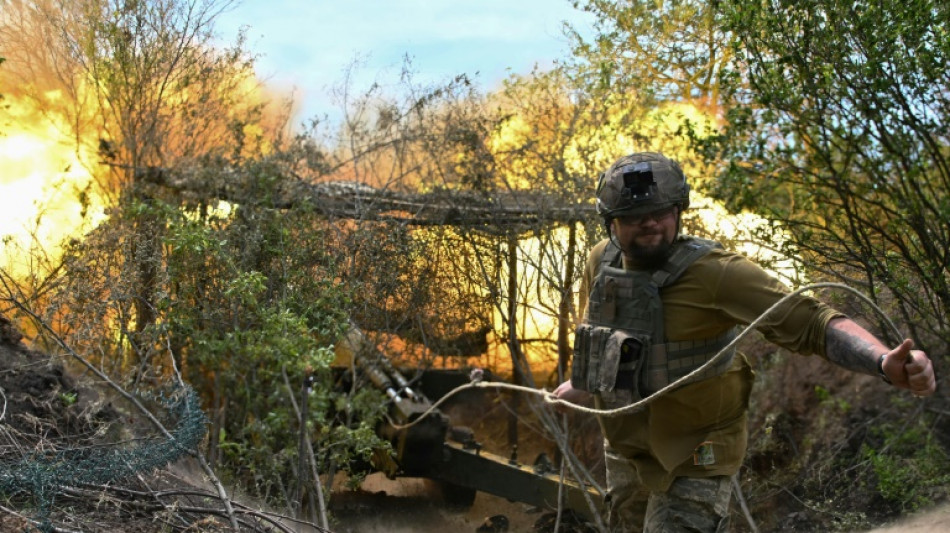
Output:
[333, 324, 603, 522]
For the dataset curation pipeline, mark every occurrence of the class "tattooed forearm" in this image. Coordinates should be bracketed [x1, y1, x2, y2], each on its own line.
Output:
[824, 318, 884, 376]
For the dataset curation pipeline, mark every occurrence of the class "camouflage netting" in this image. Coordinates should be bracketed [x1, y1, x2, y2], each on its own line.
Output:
[0, 317, 245, 532]
[0, 385, 206, 527]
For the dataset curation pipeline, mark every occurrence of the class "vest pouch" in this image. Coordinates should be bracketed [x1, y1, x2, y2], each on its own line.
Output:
[571, 324, 612, 392]
[571, 324, 593, 391]
[600, 330, 650, 406]
[572, 324, 648, 396]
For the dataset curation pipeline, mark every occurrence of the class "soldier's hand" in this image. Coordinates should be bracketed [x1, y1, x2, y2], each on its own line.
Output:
[552, 381, 592, 413]
[882, 339, 936, 397]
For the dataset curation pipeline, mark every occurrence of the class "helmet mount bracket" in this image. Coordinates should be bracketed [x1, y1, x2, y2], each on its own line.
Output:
[595, 152, 690, 221]
[619, 162, 658, 205]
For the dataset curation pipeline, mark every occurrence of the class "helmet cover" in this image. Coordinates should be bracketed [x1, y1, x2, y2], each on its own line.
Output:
[595, 152, 690, 218]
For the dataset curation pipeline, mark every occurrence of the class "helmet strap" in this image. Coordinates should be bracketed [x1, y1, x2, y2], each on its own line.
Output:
[605, 218, 626, 257]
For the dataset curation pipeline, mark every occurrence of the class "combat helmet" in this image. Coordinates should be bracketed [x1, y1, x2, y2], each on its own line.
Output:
[595, 152, 690, 219]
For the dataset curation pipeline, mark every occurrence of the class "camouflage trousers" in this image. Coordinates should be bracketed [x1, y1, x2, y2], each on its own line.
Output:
[604, 448, 732, 533]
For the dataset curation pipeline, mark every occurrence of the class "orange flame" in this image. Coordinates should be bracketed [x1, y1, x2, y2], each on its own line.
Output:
[0, 91, 105, 274]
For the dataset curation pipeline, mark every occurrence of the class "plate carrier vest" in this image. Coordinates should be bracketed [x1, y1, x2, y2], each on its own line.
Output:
[571, 236, 737, 402]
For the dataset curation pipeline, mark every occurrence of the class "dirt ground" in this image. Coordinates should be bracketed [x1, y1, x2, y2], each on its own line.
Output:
[328, 473, 950, 533]
[329, 474, 546, 533]
[862, 504, 950, 533]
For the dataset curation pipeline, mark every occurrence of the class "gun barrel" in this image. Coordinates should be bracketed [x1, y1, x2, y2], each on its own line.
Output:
[376, 354, 418, 400]
[354, 355, 384, 384]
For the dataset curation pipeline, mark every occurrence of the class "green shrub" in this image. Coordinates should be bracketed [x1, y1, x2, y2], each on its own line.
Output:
[863, 416, 950, 511]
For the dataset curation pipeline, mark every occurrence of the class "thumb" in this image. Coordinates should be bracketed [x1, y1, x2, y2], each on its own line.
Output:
[888, 339, 915, 365]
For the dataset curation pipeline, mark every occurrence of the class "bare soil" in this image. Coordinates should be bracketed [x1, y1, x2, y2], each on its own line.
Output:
[864, 505, 950, 533]
[328, 474, 544, 533]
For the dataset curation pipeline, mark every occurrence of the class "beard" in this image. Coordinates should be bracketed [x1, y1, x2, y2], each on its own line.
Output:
[624, 236, 674, 270]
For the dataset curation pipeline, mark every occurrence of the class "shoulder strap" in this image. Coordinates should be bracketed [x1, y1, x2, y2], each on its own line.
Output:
[598, 236, 720, 286]
[651, 236, 721, 287]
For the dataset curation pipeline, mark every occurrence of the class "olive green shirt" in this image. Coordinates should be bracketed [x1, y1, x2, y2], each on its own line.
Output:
[579, 237, 843, 491]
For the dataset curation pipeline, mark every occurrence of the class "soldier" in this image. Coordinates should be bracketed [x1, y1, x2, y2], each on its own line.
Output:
[553, 152, 937, 532]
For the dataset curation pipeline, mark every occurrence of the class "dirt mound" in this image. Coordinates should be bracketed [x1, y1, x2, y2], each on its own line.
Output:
[0, 316, 117, 443]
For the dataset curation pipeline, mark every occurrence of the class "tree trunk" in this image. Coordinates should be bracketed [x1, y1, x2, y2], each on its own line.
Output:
[557, 223, 577, 382]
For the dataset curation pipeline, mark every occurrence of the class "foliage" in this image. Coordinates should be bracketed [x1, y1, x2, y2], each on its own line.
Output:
[43, 175, 392, 508]
[863, 415, 950, 511]
[708, 0, 950, 346]
[290, 71, 504, 358]
[703, 0, 950, 525]
[162, 195, 383, 502]
[2, 7, 337, 504]
[569, 0, 730, 103]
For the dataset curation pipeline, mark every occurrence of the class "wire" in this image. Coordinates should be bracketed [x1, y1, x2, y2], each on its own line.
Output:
[388, 281, 904, 429]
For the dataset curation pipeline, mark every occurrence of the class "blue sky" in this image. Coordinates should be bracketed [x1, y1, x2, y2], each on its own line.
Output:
[215, 1, 595, 126]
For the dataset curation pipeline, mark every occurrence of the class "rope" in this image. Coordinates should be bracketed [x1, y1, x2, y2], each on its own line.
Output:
[389, 282, 903, 430]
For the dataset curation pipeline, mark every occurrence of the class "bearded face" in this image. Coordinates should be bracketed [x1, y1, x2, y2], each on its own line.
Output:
[610, 205, 679, 269]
